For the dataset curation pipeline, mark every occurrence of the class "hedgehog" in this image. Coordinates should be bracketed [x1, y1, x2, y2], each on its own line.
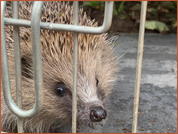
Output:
[1, 1, 118, 133]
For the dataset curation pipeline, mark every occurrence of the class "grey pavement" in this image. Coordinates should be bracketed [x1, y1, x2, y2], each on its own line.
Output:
[77, 33, 177, 133]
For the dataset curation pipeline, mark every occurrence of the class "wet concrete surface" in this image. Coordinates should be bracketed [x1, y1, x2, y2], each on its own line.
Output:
[77, 33, 177, 133]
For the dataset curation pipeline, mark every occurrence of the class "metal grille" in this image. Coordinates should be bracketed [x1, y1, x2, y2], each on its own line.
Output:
[1, 1, 147, 133]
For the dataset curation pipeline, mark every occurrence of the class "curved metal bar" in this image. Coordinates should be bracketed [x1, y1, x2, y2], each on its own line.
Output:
[4, 1, 113, 34]
[1, 1, 43, 118]
[30, 1, 44, 117]
[101, 1, 114, 33]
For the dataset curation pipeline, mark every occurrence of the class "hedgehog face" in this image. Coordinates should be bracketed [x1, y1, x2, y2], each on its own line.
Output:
[19, 33, 117, 128]
[35, 33, 118, 125]
[40, 53, 107, 124]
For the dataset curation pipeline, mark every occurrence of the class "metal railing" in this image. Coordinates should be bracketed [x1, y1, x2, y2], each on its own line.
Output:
[1, 1, 147, 133]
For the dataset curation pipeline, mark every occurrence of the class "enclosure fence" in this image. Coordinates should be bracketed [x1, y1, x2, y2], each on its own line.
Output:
[1, 1, 147, 133]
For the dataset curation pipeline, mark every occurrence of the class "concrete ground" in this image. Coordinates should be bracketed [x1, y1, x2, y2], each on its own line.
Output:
[77, 33, 177, 133]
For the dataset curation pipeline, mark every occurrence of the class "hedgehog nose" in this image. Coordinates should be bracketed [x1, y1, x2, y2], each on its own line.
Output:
[90, 106, 107, 122]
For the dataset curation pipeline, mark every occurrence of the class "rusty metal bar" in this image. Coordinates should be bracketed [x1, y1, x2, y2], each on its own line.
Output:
[12, 1, 24, 133]
[72, 2, 78, 133]
[132, 1, 148, 133]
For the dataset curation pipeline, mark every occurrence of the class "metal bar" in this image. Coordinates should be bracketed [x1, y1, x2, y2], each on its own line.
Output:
[4, 1, 113, 34]
[132, 1, 147, 133]
[30, 1, 44, 116]
[12, 1, 24, 133]
[72, 2, 78, 133]
[1, 1, 44, 118]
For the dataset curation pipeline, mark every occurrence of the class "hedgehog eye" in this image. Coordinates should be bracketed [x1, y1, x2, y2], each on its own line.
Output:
[96, 79, 99, 86]
[56, 85, 65, 97]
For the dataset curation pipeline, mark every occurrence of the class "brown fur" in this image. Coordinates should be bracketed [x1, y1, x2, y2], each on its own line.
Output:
[1, 1, 118, 133]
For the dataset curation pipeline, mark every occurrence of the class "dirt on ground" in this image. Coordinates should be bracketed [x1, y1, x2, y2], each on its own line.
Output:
[81, 1, 177, 34]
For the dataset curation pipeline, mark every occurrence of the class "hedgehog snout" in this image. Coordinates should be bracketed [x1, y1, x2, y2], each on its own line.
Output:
[90, 106, 107, 122]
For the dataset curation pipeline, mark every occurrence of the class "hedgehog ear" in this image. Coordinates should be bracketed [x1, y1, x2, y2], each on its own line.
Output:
[21, 55, 33, 79]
